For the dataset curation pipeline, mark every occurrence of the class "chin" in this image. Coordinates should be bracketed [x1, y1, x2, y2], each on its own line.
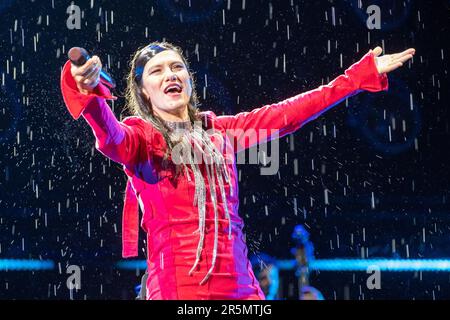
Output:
[169, 101, 188, 109]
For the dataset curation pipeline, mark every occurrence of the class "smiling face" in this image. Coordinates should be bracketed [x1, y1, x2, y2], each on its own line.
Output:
[140, 50, 193, 121]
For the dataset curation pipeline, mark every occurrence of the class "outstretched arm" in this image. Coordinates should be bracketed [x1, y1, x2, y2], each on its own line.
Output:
[60, 56, 146, 166]
[216, 47, 415, 153]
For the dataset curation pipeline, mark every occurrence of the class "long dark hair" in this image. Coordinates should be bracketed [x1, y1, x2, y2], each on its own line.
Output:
[125, 41, 200, 151]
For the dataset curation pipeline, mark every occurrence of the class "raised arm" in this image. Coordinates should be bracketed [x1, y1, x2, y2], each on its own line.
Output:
[60, 57, 146, 166]
[216, 47, 414, 152]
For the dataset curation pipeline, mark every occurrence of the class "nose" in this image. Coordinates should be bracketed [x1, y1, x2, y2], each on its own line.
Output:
[165, 71, 178, 82]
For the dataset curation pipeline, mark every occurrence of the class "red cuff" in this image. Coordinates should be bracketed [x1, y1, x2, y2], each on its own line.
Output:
[347, 50, 389, 92]
[60, 60, 117, 120]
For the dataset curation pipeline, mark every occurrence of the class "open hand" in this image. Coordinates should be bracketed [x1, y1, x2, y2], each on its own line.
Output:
[372, 46, 415, 74]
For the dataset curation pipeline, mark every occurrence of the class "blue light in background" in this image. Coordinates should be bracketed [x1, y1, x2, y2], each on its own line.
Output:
[279, 259, 450, 272]
[0, 259, 55, 271]
[116, 260, 147, 270]
[115, 259, 450, 272]
[6, 258, 449, 272]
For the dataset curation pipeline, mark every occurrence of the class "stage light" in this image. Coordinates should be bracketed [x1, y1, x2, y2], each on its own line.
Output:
[0, 259, 55, 271]
[114, 259, 450, 272]
[277, 258, 450, 272]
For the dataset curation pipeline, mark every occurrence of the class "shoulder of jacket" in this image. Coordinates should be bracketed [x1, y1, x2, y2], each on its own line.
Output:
[122, 116, 148, 127]
[200, 110, 217, 120]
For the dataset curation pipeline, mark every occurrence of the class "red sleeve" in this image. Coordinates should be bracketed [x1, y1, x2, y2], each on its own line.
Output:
[60, 60, 116, 119]
[216, 50, 388, 152]
[60, 60, 146, 166]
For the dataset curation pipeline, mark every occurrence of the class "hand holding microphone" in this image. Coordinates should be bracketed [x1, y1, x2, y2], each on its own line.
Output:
[68, 47, 116, 95]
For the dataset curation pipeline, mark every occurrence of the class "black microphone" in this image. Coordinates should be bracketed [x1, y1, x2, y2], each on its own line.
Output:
[68, 47, 116, 89]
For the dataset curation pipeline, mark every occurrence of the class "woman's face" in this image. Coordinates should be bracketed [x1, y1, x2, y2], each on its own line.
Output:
[140, 50, 192, 120]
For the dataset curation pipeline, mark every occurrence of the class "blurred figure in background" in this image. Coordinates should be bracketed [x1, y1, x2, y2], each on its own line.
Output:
[250, 253, 280, 300]
[291, 225, 324, 300]
[251, 225, 324, 300]
[134, 271, 148, 300]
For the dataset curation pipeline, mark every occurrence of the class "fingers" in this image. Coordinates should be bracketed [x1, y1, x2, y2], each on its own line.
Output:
[401, 48, 416, 56]
[375, 47, 415, 74]
[81, 56, 102, 77]
[83, 63, 101, 81]
[389, 49, 415, 66]
[394, 53, 414, 64]
[372, 46, 383, 57]
[83, 66, 101, 87]
[391, 48, 416, 60]
[71, 56, 101, 77]
[71, 56, 102, 90]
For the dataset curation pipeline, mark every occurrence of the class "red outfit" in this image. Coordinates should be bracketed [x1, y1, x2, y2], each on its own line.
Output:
[60, 50, 388, 300]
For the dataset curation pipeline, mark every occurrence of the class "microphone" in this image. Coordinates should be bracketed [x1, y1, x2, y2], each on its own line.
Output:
[68, 47, 116, 89]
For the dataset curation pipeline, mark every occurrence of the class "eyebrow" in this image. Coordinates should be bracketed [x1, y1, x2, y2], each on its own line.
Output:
[147, 61, 184, 70]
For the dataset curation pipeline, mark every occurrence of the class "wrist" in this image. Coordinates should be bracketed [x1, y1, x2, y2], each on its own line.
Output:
[77, 84, 95, 95]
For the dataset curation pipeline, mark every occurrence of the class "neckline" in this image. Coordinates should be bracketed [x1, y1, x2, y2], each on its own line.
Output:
[164, 119, 192, 131]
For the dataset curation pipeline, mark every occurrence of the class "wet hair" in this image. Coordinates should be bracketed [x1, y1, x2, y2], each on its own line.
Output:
[125, 41, 200, 150]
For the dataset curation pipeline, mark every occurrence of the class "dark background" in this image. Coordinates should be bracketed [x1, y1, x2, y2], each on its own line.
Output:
[0, 0, 449, 299]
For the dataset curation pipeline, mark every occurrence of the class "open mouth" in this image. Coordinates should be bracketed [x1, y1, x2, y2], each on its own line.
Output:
[164, 84, 182, 96]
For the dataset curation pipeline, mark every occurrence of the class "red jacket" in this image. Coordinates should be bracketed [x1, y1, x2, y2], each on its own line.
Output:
[60, 50, 388, 299]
